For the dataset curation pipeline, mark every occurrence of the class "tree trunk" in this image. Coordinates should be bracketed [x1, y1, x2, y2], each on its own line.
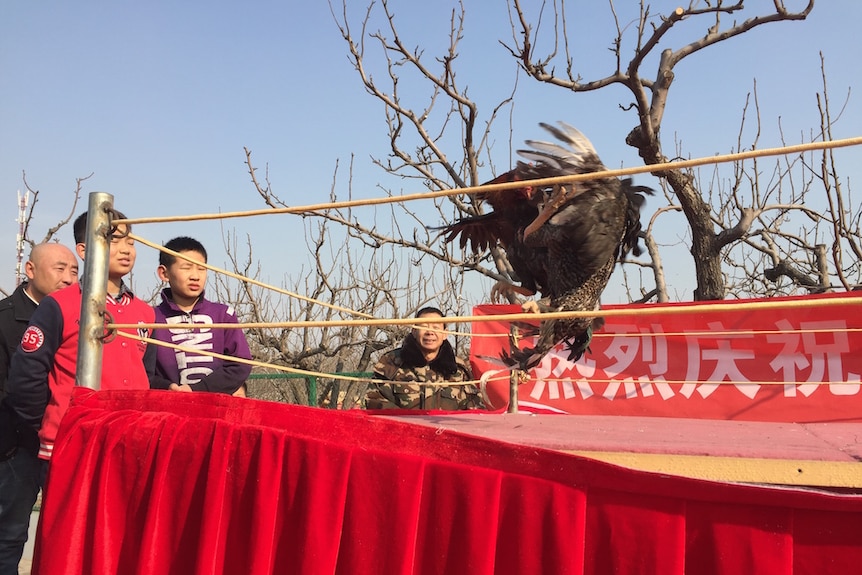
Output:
[631, 127, 725, 301]
[666, 169, 725, 301]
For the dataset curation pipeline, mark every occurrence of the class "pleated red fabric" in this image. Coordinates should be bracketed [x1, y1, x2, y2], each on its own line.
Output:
[32, 389, 862, 574]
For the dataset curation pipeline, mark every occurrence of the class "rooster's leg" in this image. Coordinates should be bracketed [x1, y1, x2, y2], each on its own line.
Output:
[490, 280, 536, 304]
[520, 296, 552, 315]
[523, 183, 581, 239]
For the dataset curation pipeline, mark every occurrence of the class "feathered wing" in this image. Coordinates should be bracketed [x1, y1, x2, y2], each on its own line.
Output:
[438, 170, 548, 297]
[516, 122, 603, 179]
[439, 211, 516, 254]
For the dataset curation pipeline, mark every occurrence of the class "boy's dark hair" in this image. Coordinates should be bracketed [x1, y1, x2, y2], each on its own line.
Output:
[415, 306, 445, 319]
[73, 210, 129, 244]
[160, 236, 208, 267]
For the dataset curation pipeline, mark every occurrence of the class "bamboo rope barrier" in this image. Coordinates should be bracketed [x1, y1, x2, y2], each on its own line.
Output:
[121, 332, 383, 383]
[135, 232, 474, 334]
[121, 229, 862, 338]
[472, 326, 862, 340]
[131, 230, 416, 331]
[491, 378, 858, 386]
[114, 223, 862, 340]
[111, 317, 862, 339]
[108, 292, 862, 331]
[114, 290, 862, 386]
[132, 233, 374, 319]
[112, 136, 862, 340]
[116, 136, 862, 226]
[118, 331, 490, 387]
[107, 136, 862, 396]
[118, 228, 862, 338]
[119, 331, 857, 389]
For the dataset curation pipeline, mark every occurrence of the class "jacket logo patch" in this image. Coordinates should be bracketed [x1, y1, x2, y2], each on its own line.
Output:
[21, 326, 45, 353]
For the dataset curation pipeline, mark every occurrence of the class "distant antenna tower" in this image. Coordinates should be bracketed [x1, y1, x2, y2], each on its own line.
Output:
[15, 189, 29, 286]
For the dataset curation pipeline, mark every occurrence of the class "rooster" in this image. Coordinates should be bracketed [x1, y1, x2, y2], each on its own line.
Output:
[442, 121, 653, 370]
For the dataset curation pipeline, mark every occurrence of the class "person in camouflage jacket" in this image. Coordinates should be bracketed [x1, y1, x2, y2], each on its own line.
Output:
[366, 307, 484, 410]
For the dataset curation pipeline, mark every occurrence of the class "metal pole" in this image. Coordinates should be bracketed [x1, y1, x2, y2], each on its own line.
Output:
[308, 376, 317, 407]
[76, 192, 113, 390]
[15, 190, 29, 286]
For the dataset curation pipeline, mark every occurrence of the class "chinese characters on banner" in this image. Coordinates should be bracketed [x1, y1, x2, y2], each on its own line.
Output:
[470, 292, 862, 422]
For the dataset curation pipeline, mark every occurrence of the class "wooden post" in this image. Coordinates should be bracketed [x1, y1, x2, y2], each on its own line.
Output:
[507, 369, 520, 414]
[507, 323, 522, 414]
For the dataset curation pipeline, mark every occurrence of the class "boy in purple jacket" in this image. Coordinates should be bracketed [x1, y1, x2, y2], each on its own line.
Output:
[151, 236, 252, 395]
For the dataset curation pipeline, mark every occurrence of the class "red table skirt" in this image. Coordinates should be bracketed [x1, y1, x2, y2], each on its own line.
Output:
[32, 390, 862, 574]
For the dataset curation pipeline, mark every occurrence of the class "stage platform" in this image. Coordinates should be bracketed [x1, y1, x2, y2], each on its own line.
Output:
[30, 391, 862, 574]
[383, 412, 862, 489]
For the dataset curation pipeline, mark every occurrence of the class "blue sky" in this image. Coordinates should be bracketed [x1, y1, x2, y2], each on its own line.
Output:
[2, 1, 859, 305]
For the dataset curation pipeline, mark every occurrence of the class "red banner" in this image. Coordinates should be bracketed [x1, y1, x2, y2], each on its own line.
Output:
[470, 292, 862, 422]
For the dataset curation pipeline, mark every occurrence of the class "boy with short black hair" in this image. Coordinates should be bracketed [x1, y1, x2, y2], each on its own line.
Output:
[150, 236, 252, 395]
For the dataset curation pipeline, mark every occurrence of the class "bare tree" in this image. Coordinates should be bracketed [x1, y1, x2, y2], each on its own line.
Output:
[323, 0, 861, 304]
[330, 0, 529, 300]
[506, 0, 816, 299]
[684, 55, 859, 297]
[22, 172, 87, 247]
[216, 152, 475, 408]
[1, 172, 85, 297]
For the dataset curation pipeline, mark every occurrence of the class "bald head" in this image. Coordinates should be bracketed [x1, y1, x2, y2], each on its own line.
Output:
[25, 243, 78, 302]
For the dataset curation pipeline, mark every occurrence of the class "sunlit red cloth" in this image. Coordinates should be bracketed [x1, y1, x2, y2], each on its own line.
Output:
[33, 390, 862, 574]
[471, 292, 862, 421]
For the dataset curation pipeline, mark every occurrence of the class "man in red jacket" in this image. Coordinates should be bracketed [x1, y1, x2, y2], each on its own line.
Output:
[2, 211, 156, 575]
